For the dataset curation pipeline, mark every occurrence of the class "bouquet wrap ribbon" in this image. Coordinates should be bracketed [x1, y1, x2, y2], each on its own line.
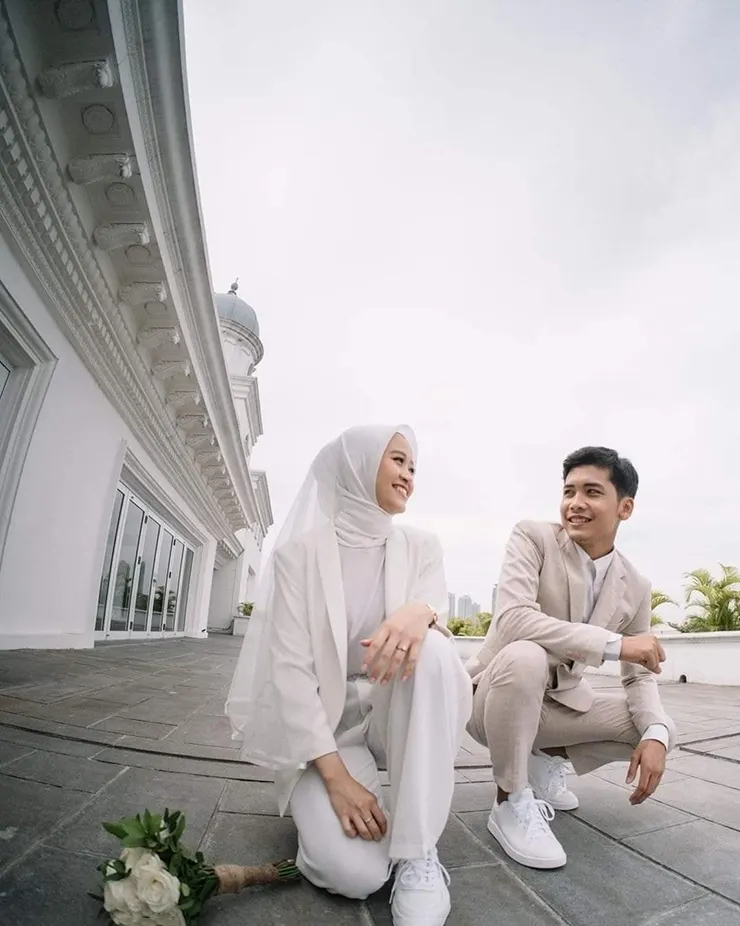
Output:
[215, 859, 299, 894]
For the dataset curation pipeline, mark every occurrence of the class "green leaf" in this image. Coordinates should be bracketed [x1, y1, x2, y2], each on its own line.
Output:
[102, 822, 128, 840]
[121, 835, 147, 848]
[180, 883, 191, 897]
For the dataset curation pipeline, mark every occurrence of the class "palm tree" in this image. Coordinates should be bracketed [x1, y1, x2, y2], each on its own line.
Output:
[675, 566, 740, 633]
[650, 589, 676, 627]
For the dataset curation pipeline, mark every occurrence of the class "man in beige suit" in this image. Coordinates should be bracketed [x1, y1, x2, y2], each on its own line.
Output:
[467, 446, 676, 870]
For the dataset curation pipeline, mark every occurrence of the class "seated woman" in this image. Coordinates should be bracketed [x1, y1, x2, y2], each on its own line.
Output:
[226, 424, 472, 926]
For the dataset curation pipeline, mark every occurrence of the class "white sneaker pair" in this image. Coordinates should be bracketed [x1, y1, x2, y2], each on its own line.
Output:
[391, 848, 451, 925]
[487, 751, 578, 869]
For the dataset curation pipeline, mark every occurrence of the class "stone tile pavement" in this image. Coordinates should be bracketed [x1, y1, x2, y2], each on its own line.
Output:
[0, 637, 739, 924]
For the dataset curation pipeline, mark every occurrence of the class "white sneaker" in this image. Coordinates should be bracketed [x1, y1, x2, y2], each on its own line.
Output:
[487, 787, 567, 869]
[529, 751, 579, 811]
[390, 848, 451, 926]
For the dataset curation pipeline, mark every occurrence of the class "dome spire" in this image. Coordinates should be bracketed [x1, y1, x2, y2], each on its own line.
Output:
[229, 278, 239, 294]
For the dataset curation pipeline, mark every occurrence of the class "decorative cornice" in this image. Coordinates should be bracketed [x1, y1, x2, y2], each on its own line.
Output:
[137, 324, 180, 348]
[94, 222, 150, 250]
[0, 4, 247, 544]
[230, 374, 264, 451]
[68, 153, 134, 185]
[110, 0, 261, 533]
[119, 280, 167, 305]
[37, 58, 115, 99]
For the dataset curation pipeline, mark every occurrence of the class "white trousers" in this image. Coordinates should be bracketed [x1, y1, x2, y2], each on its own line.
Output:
[289, 630, 473, 900]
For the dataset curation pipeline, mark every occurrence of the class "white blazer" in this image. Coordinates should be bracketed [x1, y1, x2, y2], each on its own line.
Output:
[270, 522, 450, 813]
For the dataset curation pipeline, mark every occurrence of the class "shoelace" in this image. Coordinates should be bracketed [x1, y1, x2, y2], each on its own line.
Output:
[513, 796, 557, 841]
[546, 758, 568, 797]
[390, 851, 451, 900]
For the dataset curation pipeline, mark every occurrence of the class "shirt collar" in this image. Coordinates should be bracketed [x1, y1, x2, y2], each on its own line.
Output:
[575, 542, 615, 576]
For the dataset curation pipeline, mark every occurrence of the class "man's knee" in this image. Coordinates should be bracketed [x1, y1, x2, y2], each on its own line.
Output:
[297, 843, 389, 899]
[489, 640, 549, 689]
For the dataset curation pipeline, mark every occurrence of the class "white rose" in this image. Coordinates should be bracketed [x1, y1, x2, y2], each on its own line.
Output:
[103, 876, 145, 926]
[142, 907, 187, 926]
[134, 855, 181, 915]
[121, 848, 156, 874]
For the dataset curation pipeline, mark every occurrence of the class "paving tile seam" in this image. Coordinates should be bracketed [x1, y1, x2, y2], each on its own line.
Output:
[0, 764, 129, 882]
[640, 896, 736, 926]
[575, 815, 739, 908]
[680, 746, 740, 765]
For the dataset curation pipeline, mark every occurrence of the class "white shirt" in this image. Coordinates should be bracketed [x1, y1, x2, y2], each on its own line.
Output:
[338, 544, 386, 677]
[575, 543, 669, 749]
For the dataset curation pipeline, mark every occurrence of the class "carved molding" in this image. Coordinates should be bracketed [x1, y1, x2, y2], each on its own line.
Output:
[185, 433, 214, 448]
[176, 414, 209, 431]
[68, 154, 133, 185]
[210, 478, 230, 490]
[196, 449, 221, 464]
[0, 6, 243, 552]
[202, 464, 226, 478]
[94, 222, 150, 251]
[153, 359, 190, 380]
[37, 59, 115, 99]
[137, 325, 179, 349]
[120, 281, 167, 305]
[166, 389, 200, 409]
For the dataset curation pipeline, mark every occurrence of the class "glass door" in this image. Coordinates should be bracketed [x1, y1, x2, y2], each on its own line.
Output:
[94, 484, 196, 640]
[108, 497, 145, 637]
[150, 529, 174, 634]
[132, 515, 161, 632]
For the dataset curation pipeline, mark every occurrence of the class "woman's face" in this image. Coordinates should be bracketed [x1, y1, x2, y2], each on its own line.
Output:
[375, 433, 415, 514]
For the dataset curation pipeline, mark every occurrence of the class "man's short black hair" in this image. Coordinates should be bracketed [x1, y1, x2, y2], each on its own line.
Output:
[562, 446, 639, 499]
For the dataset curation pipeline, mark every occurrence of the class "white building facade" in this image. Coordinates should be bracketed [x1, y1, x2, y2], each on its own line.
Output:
[0, 0, 271, 649]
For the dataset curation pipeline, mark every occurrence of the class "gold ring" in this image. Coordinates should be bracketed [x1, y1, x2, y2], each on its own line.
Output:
[397, 644, 409, 653]
[363, 817, 373, 823]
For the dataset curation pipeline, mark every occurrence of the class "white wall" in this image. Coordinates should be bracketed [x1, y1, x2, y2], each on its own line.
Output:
[452, 633, 740, 686]
[0, 240, 218, 649]
[586, 632, 740, 686]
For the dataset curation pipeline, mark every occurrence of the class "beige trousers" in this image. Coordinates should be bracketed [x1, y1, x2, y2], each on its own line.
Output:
[467, 640, 676, 793]
[290, 630, 473, 899]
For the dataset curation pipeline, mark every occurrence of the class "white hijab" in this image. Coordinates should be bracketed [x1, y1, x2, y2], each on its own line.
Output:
[225, 424, 416, 768]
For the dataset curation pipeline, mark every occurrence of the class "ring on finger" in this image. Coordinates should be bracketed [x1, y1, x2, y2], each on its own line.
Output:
[396, 643, 410, 653]
[363, 816, 373, 823]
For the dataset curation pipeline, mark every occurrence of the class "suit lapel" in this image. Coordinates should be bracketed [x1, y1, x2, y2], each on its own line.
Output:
[315, 523, 348, 680]
[558, 531, 588, 623]
[588, 553, 626, 630]
[384, 527, 409, 617]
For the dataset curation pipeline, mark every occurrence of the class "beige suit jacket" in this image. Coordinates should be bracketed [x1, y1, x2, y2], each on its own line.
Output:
[466, 521, 670, 736]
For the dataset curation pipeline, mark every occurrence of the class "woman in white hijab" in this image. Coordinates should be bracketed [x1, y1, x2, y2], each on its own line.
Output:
[226, 425, 472, 926]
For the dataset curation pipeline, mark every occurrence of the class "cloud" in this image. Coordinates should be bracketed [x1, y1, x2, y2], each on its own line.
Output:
[185, 0, 740, 610]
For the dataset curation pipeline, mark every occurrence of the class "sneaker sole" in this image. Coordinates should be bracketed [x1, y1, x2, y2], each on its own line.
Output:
[486, 815, 567, 870]
[391, 896, 451, 926]
[530, 784, 579, 812]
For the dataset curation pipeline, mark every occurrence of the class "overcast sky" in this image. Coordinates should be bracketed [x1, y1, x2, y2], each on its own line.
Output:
[184, 0, 740, 619]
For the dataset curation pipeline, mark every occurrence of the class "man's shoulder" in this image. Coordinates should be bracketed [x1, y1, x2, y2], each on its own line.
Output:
[511, 520, 565, 547]
[615, 548, 651, 595]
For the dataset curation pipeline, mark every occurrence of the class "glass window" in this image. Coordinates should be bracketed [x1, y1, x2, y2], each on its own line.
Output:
[95, 490, 124, 632]
[133, 516, 161, 632]
[177, 548, 194, 632]
[110, 500, 145, 631]
[151, 530, 174, 632]
[0, 357, 10, 401]
[165, 540, 185, 631]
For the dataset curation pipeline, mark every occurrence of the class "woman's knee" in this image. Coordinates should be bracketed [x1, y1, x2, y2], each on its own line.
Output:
[297, 842, 390, 899]
[414, 628, 459, 677]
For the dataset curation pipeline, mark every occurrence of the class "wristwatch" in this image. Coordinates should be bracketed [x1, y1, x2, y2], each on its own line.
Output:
[424, 603, 438, 628]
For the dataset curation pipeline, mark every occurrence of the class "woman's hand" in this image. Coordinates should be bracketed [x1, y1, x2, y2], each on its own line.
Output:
[314, 753, 387, 841]
[361, 602, 432, 684]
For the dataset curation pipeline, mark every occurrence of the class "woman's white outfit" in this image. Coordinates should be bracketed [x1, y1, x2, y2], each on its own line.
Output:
[226, 426, 472, 924]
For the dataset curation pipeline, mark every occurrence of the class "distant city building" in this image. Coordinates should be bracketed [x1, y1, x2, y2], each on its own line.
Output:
[457, 595, 474, 619]
[491, 584, 499, 614]
[447, 593, 456, 620]
[472, 601, 481, 616]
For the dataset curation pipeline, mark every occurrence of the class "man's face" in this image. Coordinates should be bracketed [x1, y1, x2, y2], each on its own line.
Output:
[560, 464, 633, 548]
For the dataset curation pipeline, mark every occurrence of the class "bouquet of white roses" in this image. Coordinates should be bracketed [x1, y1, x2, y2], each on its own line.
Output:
[94, 808, 299, 926]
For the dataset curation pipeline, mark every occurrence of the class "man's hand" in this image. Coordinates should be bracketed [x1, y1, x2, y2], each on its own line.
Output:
[626, 740, 666, 804]
[361, 602, 431, 684]
[620, 634, 666, 674]
[313, 753, 387, 841]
